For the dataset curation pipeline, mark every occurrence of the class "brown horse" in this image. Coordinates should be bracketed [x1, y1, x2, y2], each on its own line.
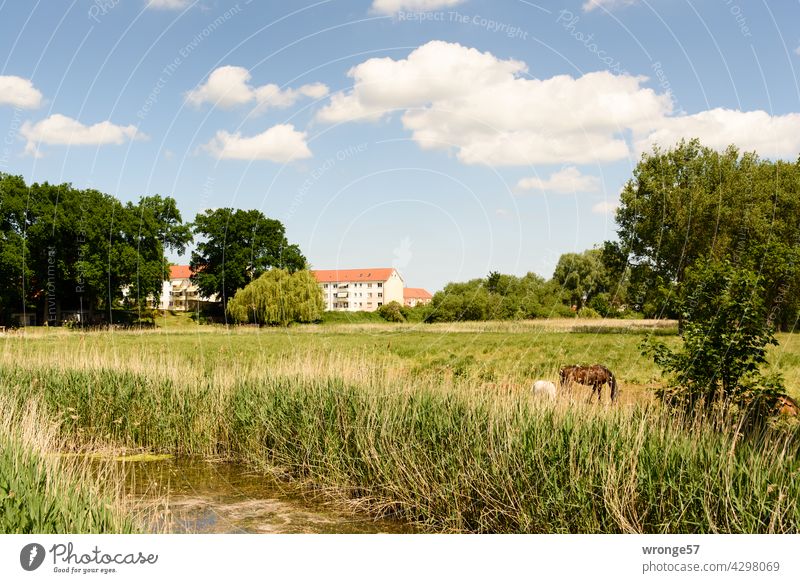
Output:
[776, 395, 800, 417]
[559, 364, 618, 403]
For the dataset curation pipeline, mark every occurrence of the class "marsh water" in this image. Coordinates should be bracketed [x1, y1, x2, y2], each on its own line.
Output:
[120, 457, 415, 534]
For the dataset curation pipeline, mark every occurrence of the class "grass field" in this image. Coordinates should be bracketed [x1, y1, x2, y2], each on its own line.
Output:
[1, 319, 799, 533]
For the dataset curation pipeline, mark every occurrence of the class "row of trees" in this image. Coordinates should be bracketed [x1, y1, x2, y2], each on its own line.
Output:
[427, 140, 800, 332]
[424, 250, 621, 323]
[0, 173, 306, 325]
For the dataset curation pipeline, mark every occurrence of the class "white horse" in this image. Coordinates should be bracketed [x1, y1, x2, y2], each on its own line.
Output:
[532, 380, 557, 400]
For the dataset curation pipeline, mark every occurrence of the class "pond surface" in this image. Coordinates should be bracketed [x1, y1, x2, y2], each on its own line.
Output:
[121, 457, 416, 534]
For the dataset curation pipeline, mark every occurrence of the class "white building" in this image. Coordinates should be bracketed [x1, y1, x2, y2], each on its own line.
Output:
[312, 268, 404, 312]
[158, 265, 218, 311]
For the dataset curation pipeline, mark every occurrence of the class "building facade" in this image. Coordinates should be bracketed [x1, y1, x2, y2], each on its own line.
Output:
[311, 268, 405, 312]
[158, 265, 218, 311]
[403, 287, 433, 307]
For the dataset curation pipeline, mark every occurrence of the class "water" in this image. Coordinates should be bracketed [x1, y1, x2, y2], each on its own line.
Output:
[121, 457, 416, 534]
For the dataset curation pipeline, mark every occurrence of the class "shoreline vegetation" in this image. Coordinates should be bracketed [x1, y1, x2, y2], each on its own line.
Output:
[1, 321, 799, 533]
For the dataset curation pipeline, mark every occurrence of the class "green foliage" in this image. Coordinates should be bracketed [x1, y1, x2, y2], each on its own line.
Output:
[190, 208, 306, 305]
[427, 272, 560, 322]
[552, 249, 610, 310]
[0, 434, 135, 534]
[3, 363, 798, 533]
[612, 139, 800, 326]
[643, 259, 784, 412]
[378, 301, 409, 322]
[227, 269, 323, 326]
[0, 173, 191, 323]
[577, 306, 601, 319]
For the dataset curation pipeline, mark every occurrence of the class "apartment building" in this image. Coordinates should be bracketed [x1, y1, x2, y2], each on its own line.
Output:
[403, 287, 433, 307]
[311, 268, 404, 312]
[158, 265, 218, 311]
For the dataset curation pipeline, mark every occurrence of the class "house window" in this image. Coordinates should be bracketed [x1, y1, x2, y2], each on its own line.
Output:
[324, 284, 328, 288]
[368, 293, 372, 298]
[378, 283, 382, 287]
[378, 293, 382, 298]
[378, 302, 382, 307]
[368, 283, 373, 288]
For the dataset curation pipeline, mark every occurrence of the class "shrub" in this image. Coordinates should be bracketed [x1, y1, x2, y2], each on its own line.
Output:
[378, 301, 408, 322]
[643, 259, 785, 413]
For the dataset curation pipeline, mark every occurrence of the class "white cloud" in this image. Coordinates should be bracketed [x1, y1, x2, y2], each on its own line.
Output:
[592, 200, 619, 215]
[583, 0, 639, 12]
[794, 45, 800, 56]
[317, 40, 800, 165]
[0, 75, 43, 109]
[186, 65, 329, 111]
[146, 0, 191, 10]
[371, 0, 465, 14]
[202, 123, 312, 162]
[20, 114, 144, 157]
[517, 167, 600, 193]
[634, 108, 800, 159]
[317, 41, 671, 165]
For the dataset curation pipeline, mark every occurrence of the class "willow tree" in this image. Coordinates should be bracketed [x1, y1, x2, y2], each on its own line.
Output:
[227, 269, 323, 326]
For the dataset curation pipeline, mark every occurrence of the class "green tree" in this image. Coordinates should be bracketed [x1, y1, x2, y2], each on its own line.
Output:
[610, 139, 800, 326]
[190, 208, 306, 306]
[552, 249, 609, 310]
[643, 259, 784, 412]
[226, 269, 323, 326]
[0, 174, 190, 324]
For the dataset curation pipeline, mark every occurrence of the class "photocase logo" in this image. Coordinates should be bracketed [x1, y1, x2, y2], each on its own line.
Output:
[20, 543, 46, 571]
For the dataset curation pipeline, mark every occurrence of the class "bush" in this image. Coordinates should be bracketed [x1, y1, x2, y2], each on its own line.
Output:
[378, 301, 408, 322]
[577, 307, 601, 319]
[643, 259, 784, 413]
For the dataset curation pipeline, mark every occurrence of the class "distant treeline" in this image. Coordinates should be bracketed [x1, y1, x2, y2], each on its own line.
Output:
[424, 140, 800, 330]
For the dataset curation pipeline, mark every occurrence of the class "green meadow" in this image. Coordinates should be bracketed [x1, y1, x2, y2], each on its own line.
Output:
[1, 319, 799, 533]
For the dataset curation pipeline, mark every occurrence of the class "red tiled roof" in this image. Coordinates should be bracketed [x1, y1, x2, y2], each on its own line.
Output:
[169, 265, 192, 280]
[311, 268, 397, 283]
[404, 287, 432, 299]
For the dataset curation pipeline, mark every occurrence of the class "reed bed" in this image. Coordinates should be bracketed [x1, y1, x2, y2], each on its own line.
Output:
[0, 340, 798, 533]
[0, 395, 139, 534]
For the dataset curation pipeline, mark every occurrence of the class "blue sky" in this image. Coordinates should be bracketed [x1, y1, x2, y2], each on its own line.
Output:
[2, 0, 799, 292]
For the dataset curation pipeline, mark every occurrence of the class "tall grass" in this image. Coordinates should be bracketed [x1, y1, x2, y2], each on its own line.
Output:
[0, 396, 138, 534]
[1, 350, 797, 533]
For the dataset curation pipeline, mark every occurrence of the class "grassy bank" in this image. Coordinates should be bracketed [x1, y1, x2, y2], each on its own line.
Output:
[0, 397, 138, 534]
[1, 343, 798, 533]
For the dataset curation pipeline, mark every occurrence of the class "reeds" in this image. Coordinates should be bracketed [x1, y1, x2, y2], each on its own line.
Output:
[0, 341, 797, 533]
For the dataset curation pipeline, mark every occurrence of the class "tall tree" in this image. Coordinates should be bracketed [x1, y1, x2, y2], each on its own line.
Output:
[190, 208, 307, 305]
[0, 173, 191, 324]
[552, 249, 609, 310]
[609, 139, 800, 326]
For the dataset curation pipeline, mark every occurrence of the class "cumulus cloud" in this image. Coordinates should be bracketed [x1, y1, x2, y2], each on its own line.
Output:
[583, 0, 639, 12]
[20, 114, 144, 157]
[186, 65, 329, 111]
[202, 123, 312, 162]
[0, 75, 44, 109]
[317, 40, 800, 165]
[146, 0, 191, 9]
[517, 167, 600, 193]
[592, 200, 619, 215]
[634, 108, 800, 159]
[317, 41, 670, 165]
[371, 0, 465, 14]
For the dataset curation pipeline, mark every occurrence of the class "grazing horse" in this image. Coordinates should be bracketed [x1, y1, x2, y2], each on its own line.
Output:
[559, 364, 618, 403]
[532, 380, 557, 400]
